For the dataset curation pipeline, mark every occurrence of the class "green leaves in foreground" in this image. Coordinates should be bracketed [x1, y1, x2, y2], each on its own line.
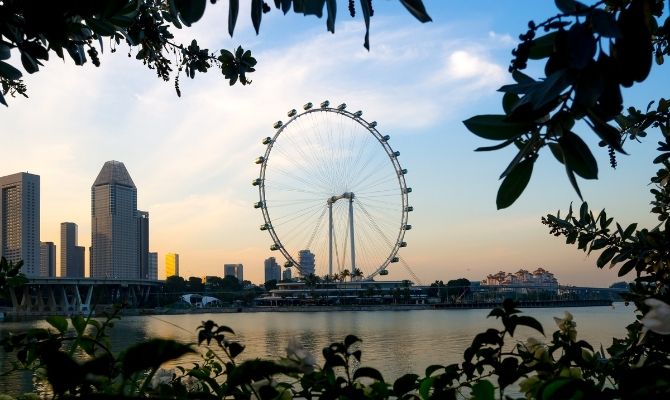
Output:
[496, 157, 535, 209]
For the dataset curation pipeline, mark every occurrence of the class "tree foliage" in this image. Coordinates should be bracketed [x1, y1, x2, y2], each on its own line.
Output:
[0, 0, 431, 106]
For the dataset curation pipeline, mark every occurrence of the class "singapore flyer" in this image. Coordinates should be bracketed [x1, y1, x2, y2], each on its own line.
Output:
[254, 101, 412, 280]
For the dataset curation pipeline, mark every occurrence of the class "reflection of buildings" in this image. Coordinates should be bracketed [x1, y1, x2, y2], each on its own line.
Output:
[40, 241, 56, 277]
[166, 253, 179, 278]
[298, 249, 315, 277]
[224, 263, 244, 282]
[264, 257, 281, 283]
[61, 222, 84, 277]
[0, 172, 40, 276]
[482, 268, 558, 288]
[148, 252, 158, 280]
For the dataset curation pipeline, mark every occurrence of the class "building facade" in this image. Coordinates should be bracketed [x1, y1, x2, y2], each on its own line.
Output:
[482, 268, 559, 288]
[264, 257, 281, 283]
[60, 222, 84, 277]
[39, 241, 56, 277]
[166, 253, 179, 278]
[148, 251, 158, 280]
[0, 172, 40, 276]
[224, 264, 244, 282]
[137, 210, 149, 279]
[90, 161, 139, 279]
[282, 267, 292, 281]
[298, 249, 315, 277]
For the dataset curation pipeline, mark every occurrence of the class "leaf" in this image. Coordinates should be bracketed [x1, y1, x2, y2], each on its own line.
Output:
[393, 373, 418, 396]
[326, 0, 337, 33]
[359, 0, 371, 50]
[515, 315, 545, 335]
[502, 92, 520, 115]
[0, 91, 6, 107]
[623, 223, 637, 239]
[0, 60, 23, 80]
[228, 0, 239, 37]
[586, 114, 626, 153]
[72, 315, 86, 336]
[558, 131, 598, 179]
[617, 259, 637, 276]
[528, 32, 557, 60]
[354, 367, 384, 382]
[497, 157, 534, 209]
[175, 0, 206, 26]
[344, 334, 361, 349]
[251, 0, 263, 34]
[475, 138, 515, 152]
[280, 0, 292, 14]
[564, 164, 583, 200]
[47, 316, 68, 334]
[0, 43, 10, 60]
[463, 115, 532, 140]
[303, 0, 325, 17]
[471, 379, 495, 400]
[591, 9, 620, 38]
[419, 377, 434, 399]
[399, 0, 432, 23]
[597, 246, 617, 268]
[121, 339, 194, 377]
[555, 0, 588, 14]
[227, 342, 245, 359]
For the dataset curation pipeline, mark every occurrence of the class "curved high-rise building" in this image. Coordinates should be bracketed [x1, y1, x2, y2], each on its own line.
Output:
[90, 161, 139, 279]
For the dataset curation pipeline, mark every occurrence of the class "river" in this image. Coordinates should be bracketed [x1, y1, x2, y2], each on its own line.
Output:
[0, 305, 634, 396]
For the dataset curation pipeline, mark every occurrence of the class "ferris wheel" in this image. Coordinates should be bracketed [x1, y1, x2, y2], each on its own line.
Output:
[253, 101, 412, 280]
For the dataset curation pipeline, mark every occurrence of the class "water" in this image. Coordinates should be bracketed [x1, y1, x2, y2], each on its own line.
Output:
[0, 305, 634, 396]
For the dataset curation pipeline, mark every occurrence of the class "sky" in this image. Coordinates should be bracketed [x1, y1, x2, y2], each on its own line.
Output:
[2, 1, 667, 286]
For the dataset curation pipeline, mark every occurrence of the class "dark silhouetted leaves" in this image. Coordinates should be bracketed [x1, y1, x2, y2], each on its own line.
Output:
[399, 0, 432, 23]
[228, 0, 239, 37]
[121, 339, 194, 377]
[175, 0, 207, 26]
[463, 115, 532, 140]
[497, 157, 535, 209]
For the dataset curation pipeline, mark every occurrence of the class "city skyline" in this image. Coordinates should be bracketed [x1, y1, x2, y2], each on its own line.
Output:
[2, 2, 667, 285]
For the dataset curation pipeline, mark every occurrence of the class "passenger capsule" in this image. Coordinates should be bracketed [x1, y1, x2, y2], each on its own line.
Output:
[255, 156, 265, 164]
[273, 121, 283, 129]
[284, 261, 293, 268]
[254, 201, 264, 209]
[260, 223, 270, 230]
[303, 102, 313, 110]
[270, 244, 280, 251]
[391, 257, 399, 263]
[320, 100, 330, 108]
[379, 269, 389, 276]
[262, 137, 273, 145]
[393, 151, 400, 157]
[354, 110, 363, 117]
[400, 169, 407, 175]
[404, 224, 412, 230]
[399, 241, 407, 247]
[404, 187, 412, 194]
[252, 178, 262, 186]
[382, 135, 390, 142]
[368, 121, 377, 128]
[405, 206, 414, 212]
[287, 109, 297, 117]
[337, 103, 347, 110]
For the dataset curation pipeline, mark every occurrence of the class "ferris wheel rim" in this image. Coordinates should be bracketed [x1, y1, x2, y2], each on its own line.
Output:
[256, 104, 410, 280]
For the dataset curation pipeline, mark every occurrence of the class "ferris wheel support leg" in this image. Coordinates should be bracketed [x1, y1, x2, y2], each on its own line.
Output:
[349, 196, 356, 276]
[328, 202, 333, 277]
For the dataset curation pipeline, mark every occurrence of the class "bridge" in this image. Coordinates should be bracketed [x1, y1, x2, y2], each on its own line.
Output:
[6, 278, 162, 317]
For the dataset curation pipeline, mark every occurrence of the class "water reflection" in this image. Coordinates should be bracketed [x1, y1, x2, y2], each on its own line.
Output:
[0, 306, 634, 396]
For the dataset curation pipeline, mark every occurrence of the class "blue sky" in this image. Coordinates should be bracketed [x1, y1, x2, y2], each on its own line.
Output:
[2, 1, 666, 285]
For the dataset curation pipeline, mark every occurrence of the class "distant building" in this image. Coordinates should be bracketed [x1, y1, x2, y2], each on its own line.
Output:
[166, 253, 179, 278]
[61, 222, 84, 277]
[482, 268, 558, 288]
[0, 172, 40, 276]
[39, 241, 56, 277]
[148, 252, 158, 280]
[298, 249, 315, 277]
[224, 264, 243, 282]
[282, 267, 292, 281]
[264, 257, 281, 283]
[91, 161, 139, 279]
[137, 210, 149, 279]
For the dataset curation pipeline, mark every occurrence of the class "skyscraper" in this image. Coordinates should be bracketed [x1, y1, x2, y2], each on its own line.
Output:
[224, 263, 243, 282]
[61, 222, 84, 277]
[90, 161, 139, 279]
[148, 251, 158, 280]
[166, 253, 179, 278]
[264, 257, 281, 283]
[299, 249, 315, 277]
[40, 241, 56, 277]
[0, 172, 40, 276]
[137, 210, 149, 279]
[282, 267, 292, 281]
